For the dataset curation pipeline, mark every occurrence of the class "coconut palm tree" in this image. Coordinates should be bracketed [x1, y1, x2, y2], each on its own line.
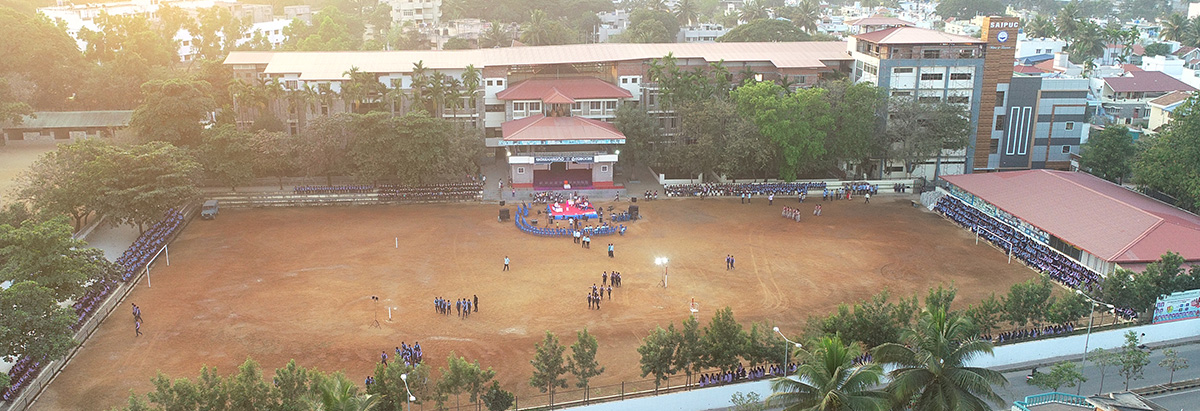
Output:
[767, 335, 890, 411]
[521, 10, 554, 46]
[647, 0, 669, 13]
[739, 0, 770, 22]
[461, 64, 481, 117]
[674, 0, 700, 27]
[1181, 17, 1200, 47]
[1056, 2, 1082, 41]
[307, 375, 380, 411]
[1161, 13, 1188, 42]
[481, 21, 511, 48]
[874, 308, 1007, 411]
[788, 0, 821, 33]
[1025, 15, 1056, 39]
[409, 61, 430, 113]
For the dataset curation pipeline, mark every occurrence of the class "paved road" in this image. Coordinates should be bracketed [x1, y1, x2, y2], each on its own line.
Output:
[996, 341, 1200, 407]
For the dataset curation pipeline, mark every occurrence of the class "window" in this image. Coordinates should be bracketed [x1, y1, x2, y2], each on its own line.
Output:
[920, 73, 943, 81]
[1061, 145, 1071, 154]
[590, 101, 602, 110]
[486, 104, 504, 112]
[892, 91, 912, 97]
[486, 80, 493, 86]
[604, 101, 617, 110]
[631, 77, 638, 83]
[995, 91, 1005, 106]
[922, 49, 941, 59]
[496, 79, 504, 86]
[950, 73, 972, 80]
[600, 165, 609, 172]
[1065, 122, 1075, 130]
[621, 78, 628, 84]
[571, 102, 582, 111]
[530, 102, 541, 112]
[918, 96, 942, 103]
[989, 143, 998, 154]
[286, 80, 298, 90]
[893, 67, 914, 74]
[947, 96, 969, 104]
[517, 167, 526, 174]
[6, 132, 21, 140]
[995, 115, 1006, 130]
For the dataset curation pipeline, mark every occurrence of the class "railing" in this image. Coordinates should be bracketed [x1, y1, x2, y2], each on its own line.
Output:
[1013, 392, 1091, 410]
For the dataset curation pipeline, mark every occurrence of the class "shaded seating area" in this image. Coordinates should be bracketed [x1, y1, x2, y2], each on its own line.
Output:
[664, 181, 827, 197]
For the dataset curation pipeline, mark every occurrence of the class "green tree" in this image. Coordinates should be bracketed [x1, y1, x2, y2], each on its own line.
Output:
[1025, 15, 1056, 38]
[102, 142, 201, 232]
[1046, 291, 1091, 325]
[1002, 277, 1055, 327]
[1135, 98, 1200, 211]
[875, 308, 1007, 411]
[1158, 348, 1189, 384]
[767, 335, 889, 411]
[1080, 124, 1132, 182]
[480, 22, 512, 48]
[935, 0, 1006, 20]
[189, 6, 248, 61]
[674, 315, 705, 385]
[731, 391, 766, 411]
[0, 281, 77, 365]
[703, 306, 748, 373]
[520, 10, 576, 46]
[529, 331, 568, 406]
[613, 103, 662, 169]
[0, 7, 87, 109]
[568, 328, 604, 402]
[885, 98, 971, 178]
[444, 37, 474, 50]
[1143, 42, 1172, 57]
[250, 131, 301, 190]
[623, 9, 680, 43]
[480, 381, 514, 411]
[739, 0, 770, 21]
[732, 81, 833, 180]
[718, 19, 808, 42]
[15, 139, 113, 230]
[964, 293, 1003, 335]
[298, 113, 354, 185]
[637, 325, 678, 391]
[0, 217, 116, 299]
[1089, 347, 1118, 394]
[674, 0, 701, 26]
[1161, 14, 1188, 42]
[369, 360, 434, 410]
[131, 78, 217, 146]
[309, 372, 378, 411]
[199, 125, 257, 191]
[437, 353, 495, 410]
[1028, 361, 1087, 392]
[0, 78, 32, 125]
[1117, 331, 1150, 390]
[823, 80, 884, 177]
[283, 7, 364, 51]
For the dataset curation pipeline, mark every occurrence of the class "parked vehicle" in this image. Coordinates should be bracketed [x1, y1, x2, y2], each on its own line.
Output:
[201, 200, 219, 220]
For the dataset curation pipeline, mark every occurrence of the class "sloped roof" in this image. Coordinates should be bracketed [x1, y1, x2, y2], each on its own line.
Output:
[1019, 54, 1054, 65]
[230, 42, 853, 81]
[501, 115, 625, 142]
[1103, 71, 1197, 93]
[853, 26, 985, 45]
[6, 111, 134, 129]
[942, 170, 1200, 264]
[1014, 64, 1049, 74]
[845, 15, 914, 27]
[1147, 90, 1192, 109]
[496, 78, 632, 102]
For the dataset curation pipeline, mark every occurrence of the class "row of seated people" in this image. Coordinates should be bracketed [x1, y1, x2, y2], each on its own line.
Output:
[934, 196, 1138, 320]
[664, 181, 828, 197]
[533, 179, 592, 189]
[697, 362, 799, 388]
[610, 211, 635, 222]
[376, 183, 483, 201]
[531, 191, 568, 204]
[294, 185, 374, 194]
[1, 355, 43, 401]
[6, 209, 186, 402]
[843, 182, 879, 195]
[513, 204, 623, 237]
[984, 323, 1076, 344]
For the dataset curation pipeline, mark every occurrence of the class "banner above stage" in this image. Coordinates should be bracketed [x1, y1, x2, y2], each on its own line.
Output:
[535, 155, 594, 164]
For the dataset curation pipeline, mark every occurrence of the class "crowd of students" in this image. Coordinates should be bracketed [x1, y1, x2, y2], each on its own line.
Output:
[376, 183, 484, 202]
[294, 185, 374, 194]
[641, 190, 660, 200]
[664, 182, 827, 197]
[843, 182, 879, 195]
[892, 183, 910, 193]
[3, 209, 187, 402]
[781, 206, 804, 222]
[514, 203, 624, 238]
[986, 323, 1076, 344]
[696, 362, 799, 388]
[532, 191, 568, 204]
[434, 296, 476, 319]
[934, 196, 1139, 321]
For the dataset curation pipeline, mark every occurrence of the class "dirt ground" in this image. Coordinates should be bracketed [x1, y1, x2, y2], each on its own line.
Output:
[33, 196, 1036, 410]
[0, 145, 53, 204]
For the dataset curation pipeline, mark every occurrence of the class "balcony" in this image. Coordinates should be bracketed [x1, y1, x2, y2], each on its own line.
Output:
[1013, 392, 1091, 411]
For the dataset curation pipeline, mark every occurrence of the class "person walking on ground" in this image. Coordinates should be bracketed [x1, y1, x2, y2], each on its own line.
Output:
[865, 193, 870, 204]
[769, 193, 774, 205]
[132, 303, 142, 322]
[135, 320, 143, 337]
[381, 351, 388, 366]
[730, 255, 735, 270]
[608, 243, 614, 258]
[474, 295, 478, 312]
[503, 256, 509, 271]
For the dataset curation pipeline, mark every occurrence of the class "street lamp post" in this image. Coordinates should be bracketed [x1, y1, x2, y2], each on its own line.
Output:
[773, 326, 802, 376]
[655, 257, 668, 288]
[1076, 289, 1115, 395]
[400, 373, 416, 411]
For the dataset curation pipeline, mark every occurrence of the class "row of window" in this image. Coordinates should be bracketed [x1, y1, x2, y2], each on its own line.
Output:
[892, 69, 972, 81]
[986, 144, 1073, 154]
[890, 91, 969, 104]
[993, 115, 1075, 130]
[619, 77, 641, 84]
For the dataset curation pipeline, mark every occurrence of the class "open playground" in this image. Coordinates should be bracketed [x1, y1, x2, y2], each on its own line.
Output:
[32, 195, 1036, 410]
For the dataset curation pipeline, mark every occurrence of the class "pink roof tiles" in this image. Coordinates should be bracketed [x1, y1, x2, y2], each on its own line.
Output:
[942, 170, 1200, 264]
[845, 15, 915, 27]
[501, 115, 625, 142]
[496, 78, 632, 102]
[1103, 71, 1197, 93]
[853, 26, 986, 45]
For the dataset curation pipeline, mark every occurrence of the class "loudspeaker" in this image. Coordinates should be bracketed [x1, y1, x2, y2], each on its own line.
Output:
[631, 197, 637, 203]
[499, 200, 506, 206]
[499, 208, 510, 221]
[628, 205, 639, 220]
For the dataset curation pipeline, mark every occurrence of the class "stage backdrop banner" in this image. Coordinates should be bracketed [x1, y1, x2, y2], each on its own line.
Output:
[1153, 288, 1200, 324]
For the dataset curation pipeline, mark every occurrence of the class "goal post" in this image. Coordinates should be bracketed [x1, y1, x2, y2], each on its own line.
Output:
[144, 244, 170, 288]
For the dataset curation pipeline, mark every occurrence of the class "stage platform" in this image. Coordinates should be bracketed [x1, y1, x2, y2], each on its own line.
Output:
[548, 201, 599, 220]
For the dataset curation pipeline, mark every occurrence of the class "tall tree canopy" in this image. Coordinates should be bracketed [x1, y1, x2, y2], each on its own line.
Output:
[1135, 98, 1200, 211]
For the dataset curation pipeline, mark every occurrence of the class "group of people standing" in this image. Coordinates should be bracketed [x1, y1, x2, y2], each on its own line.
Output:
[434, 295, 478, 319]
[131, 303, 144, 337]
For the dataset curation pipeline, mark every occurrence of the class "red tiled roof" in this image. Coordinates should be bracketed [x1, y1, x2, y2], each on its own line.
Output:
[942, 170, 1200, 264]
[1014, 64, 1048, 74]
[1121, 63, 1143, 72]
[1034, 59, 1058, 72]
[501, 115, 625, 142]
[496, 78, 633, 102]
[1148, 90, 1192, 107]
[1131, 44, 1146, 55]
[853, 27, 986, 45]
[1104, 71, 1197, 93]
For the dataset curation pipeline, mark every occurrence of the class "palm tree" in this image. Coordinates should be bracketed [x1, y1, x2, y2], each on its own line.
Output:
[409, 61, 429, 113]
[1069, 22, 1108, 64]
[767, 335, 890, 411]
[647, 0, 669, 13]
[739, 0, 770, 22]
[874, 308, 1007, 411]
[481, 21, 511, 48]
[788, 0, 821, 33]
[521, 10, 554, 46]
[461, 64, 481, 115]
[1182, 17, 1200, 47]
[1025, 15, 1056, 39]
[1161, 13, 1188, 42]
[674, 0, 700, 27]
[307, 375, 380, 411]
[1056, 2, 1082, 41]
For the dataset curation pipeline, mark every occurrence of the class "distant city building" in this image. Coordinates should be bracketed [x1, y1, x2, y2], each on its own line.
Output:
[1098, 70, 1197, 127]
[382, 0, 441, 26]
[2, 111, 133, 145]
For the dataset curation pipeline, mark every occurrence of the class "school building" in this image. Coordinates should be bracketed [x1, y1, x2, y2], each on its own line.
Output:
[223, 42, 852, 188]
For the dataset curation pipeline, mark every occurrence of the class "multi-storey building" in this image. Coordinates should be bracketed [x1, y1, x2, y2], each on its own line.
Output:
[383, 0, 441, 27]
[224, 42, 852, 188]
[990, 77, 1091, 170]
